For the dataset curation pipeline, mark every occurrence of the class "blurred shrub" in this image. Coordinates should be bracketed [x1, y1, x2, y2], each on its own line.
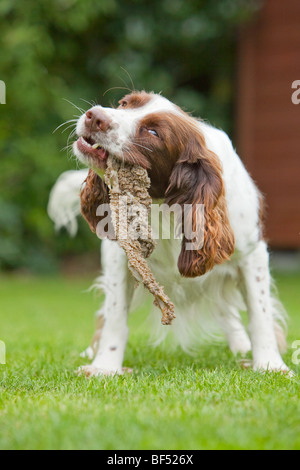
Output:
[0, 0, 260, 272]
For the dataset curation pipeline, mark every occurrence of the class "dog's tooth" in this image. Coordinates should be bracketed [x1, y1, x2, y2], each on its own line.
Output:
[92, 143, 101, 149]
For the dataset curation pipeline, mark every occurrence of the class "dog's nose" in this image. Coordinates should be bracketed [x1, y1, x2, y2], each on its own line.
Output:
[85, 108, 111, 133]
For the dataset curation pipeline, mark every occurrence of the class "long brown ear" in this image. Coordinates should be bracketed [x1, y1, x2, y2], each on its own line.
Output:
[80, 169, 109, 233]
[165, 131, 235, 277]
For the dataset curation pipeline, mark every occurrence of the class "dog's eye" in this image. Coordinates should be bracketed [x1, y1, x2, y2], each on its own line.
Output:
[139, 126, 159, 138]
[147, 129, 158, 137]
[118, 100, 128, 108]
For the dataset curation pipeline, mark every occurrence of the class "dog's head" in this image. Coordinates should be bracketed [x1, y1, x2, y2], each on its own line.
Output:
[74, 91, 184, 197]
[75, 91, 234, 277]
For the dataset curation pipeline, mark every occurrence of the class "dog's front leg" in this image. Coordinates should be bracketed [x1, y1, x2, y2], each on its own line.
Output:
[79, 239, 134, 377]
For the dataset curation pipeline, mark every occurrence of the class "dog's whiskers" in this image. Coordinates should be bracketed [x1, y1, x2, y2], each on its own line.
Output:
[123, 146, 139, 166]
[63, 98, 86, 115]
[80, 98, 98, 108]
[53, 119, 77, 134]
[61, 123, 77, 135]
[119, 67, 136, 92]
[60, 144, 74, 152]
[132, 142, 153, 153]
[103, 86, 133, 97]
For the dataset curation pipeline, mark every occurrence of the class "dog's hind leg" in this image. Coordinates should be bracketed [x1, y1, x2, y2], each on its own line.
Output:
[239, 241, 291, 374]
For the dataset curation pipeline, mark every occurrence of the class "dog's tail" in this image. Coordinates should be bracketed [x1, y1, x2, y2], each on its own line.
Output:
[48, 169, 88, 236]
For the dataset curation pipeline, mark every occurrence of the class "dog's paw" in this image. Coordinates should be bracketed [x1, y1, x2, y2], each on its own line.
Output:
[238, 358, 295, 377]
[253, 360, 295, 377]
[76, 365, 133, 378]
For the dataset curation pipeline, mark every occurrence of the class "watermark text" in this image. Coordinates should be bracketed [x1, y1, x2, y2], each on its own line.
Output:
[291, 80, 300, 105]
[0, 341, 6, 364]
[0, 80, 6, 104]
[95, 199, 205, 250]
[291, 340, 300, 365]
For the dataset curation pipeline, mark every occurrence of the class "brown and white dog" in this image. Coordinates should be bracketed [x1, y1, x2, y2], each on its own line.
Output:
[49, 91, 291, 377]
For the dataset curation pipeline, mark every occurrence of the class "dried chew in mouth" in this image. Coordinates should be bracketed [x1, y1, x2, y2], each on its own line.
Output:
[105, 156, 176, 326]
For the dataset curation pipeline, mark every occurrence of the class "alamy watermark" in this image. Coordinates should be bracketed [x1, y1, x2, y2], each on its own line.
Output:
[0, 341, 6, 365]
[291, 340, 300, 365]
[291, 80, 300, 105]
[0, 80, 6, 104]
[95, 199, 205, 250]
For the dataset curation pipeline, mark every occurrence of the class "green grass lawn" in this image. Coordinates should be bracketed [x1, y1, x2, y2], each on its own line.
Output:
[0, 271, 300, 450]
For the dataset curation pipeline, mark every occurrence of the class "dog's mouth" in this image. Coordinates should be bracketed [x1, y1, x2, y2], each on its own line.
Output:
[76, 136, 109, 162]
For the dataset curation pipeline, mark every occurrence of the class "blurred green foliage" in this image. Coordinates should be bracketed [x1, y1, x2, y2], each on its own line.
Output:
[0, 0, 260, 272]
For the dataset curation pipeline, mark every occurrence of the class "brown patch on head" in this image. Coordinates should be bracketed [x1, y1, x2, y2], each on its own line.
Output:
[129, 112, 193, 197]
[122, 111, 205, 197]
[121, 109, 235, 276]
[118, 91, 153, 110]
